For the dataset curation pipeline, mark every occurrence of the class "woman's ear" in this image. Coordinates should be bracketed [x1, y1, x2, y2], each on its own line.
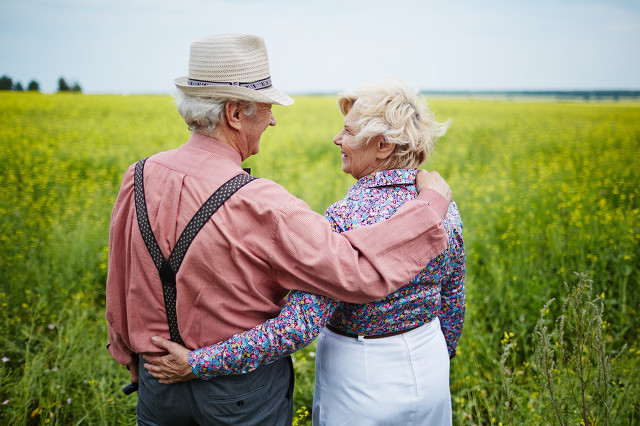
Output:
[376, 137, 395, 160]
[225, 101, 243, 130]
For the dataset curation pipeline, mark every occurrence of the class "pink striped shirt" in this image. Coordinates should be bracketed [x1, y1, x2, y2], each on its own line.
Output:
[105, 134, 449, 369]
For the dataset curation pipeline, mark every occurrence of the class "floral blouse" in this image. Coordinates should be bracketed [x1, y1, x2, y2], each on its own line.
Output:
[189, 169, 466, 378]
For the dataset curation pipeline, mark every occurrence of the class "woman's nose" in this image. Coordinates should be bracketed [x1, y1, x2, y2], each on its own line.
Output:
[333, 132, 342, 145]
[269, 112, 276, 126]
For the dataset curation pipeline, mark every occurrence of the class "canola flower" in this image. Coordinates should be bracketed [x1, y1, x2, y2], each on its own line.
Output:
[0, 92, 638, 424]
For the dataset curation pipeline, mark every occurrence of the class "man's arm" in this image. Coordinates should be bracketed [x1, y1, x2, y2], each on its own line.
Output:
[105, 166, 138, 373]
[268, 181, 449, 304]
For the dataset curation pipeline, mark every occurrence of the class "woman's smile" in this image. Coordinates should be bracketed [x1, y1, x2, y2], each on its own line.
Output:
[333, 109, 382, 180]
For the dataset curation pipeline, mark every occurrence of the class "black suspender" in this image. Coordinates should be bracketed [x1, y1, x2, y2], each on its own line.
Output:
[133, 157, 256, 346]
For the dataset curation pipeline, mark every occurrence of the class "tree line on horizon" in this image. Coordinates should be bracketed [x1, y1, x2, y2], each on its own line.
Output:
[0, 75, 82, 93]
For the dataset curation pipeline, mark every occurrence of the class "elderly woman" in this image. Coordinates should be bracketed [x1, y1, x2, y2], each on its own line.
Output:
[145, 79, 465, 424]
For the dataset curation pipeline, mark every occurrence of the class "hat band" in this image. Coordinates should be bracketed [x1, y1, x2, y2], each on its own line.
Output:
[187, 76, 272, 90]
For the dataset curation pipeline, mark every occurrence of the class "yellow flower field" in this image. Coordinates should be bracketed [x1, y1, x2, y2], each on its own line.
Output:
[0, 92, 638, 424]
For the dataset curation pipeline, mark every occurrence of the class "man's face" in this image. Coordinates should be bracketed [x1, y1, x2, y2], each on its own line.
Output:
[242, 103, 276, 159]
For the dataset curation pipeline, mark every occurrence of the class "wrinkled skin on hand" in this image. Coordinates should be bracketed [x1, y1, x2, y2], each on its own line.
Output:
[415, 169, 452, 203]
[143, 336, 198, 384]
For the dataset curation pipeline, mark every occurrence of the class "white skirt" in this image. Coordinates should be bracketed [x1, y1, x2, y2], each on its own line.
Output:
[312, 318, 452, 426]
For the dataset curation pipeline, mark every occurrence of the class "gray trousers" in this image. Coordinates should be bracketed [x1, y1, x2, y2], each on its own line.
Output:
[137, 356, 294, 425]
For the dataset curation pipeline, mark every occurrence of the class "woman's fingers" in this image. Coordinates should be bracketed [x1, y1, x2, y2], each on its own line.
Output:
[142, 337, 197, 384]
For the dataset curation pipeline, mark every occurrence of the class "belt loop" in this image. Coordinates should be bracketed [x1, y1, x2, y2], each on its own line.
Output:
[357, 334, 365, 342]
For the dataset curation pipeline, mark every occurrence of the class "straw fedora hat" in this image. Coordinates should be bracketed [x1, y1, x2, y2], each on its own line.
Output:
[175, 33, 294, 106]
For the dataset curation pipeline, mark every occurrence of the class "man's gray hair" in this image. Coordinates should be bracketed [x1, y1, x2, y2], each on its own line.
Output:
[173, 91, 258, 135]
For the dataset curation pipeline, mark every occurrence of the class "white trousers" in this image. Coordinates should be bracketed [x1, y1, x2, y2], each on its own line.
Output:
[312, 318, 452, 426]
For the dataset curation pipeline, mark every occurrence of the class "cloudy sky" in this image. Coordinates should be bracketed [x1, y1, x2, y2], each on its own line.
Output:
[1, 0, 639, 94]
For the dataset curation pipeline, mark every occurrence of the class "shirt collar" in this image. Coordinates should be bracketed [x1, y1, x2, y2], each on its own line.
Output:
[352, 169, 418, 190]
[185, 133, 243, 167]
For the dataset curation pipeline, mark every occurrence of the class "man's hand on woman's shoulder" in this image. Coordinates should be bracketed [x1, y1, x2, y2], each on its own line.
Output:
[416, 170, 452, 204]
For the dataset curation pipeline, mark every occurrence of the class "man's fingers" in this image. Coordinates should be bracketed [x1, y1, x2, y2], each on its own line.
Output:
[415, 169, 452, 203]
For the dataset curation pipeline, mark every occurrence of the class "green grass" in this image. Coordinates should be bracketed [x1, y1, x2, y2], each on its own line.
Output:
[1, 92, 638, 424]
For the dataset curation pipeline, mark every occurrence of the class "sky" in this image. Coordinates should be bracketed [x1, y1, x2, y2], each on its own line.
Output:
[1, 0, 639, 95]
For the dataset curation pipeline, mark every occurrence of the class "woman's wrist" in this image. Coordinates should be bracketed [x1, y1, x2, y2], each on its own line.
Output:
[187, 350, 203, 379]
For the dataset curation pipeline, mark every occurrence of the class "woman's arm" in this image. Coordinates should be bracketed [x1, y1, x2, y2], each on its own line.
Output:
[144, 290, 337, 381]
[438, 203, 466, 359]
[190, 290, 337, 378]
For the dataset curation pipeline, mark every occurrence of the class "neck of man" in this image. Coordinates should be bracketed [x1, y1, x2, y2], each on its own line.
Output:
[198, 125, 247, 160]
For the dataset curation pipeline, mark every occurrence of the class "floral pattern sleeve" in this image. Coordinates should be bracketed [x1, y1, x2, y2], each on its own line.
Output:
[438, 203, 466, 359]
[188, 290, 337, 378]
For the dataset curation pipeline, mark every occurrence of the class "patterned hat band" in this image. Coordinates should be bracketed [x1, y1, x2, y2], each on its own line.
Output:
[187, 76, 272, 90]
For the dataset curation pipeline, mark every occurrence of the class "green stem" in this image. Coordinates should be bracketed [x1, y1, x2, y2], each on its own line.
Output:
[576, 283, 589, 426]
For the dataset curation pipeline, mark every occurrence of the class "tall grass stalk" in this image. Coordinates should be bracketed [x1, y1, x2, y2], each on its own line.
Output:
[532, 273, 626, 425]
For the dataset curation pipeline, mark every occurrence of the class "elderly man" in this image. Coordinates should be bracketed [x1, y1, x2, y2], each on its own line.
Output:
[106, 33, 452, 425]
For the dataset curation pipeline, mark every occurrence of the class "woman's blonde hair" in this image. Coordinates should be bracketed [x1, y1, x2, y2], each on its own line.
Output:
[337, 79, 450, 169]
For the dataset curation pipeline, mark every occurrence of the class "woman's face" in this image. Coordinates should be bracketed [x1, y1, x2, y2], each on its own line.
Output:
[333, 109, 383, 180]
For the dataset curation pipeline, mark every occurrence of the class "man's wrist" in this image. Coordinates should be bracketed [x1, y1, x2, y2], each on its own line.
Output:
[416, 189, 449, 218]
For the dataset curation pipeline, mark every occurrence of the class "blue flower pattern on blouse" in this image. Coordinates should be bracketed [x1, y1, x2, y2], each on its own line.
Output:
[189, 169, 465, 378]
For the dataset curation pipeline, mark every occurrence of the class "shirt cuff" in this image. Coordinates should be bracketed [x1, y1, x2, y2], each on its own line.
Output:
[416, 189, 449, 218]
[188, 350, 204, 379]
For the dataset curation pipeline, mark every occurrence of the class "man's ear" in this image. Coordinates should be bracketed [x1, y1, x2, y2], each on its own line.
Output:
[376, 137, 395, 160]
[225, 101, 243, 131]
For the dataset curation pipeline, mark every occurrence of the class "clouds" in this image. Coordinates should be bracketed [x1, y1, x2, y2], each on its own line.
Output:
[1, 0, 638, 93]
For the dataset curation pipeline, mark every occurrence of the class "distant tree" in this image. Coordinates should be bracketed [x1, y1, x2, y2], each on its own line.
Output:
[58, 77, 70, 92]
[14, 81, 24, 91]
[0, 75, 13, 90]
[27, 80, 40, 91]
[71, 81, 82, 92]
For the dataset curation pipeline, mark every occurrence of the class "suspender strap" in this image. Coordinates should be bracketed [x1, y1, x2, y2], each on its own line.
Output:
[134, 157, 256, 345]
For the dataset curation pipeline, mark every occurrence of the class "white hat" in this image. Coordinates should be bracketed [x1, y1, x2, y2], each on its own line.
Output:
[175, 33, 294, 106]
